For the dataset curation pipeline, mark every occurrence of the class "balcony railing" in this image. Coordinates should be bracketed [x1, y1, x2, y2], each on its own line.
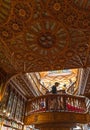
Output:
[26, 94, 87, 115]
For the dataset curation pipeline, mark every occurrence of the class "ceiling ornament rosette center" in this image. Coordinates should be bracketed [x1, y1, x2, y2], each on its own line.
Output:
[25, 18, 70, 55]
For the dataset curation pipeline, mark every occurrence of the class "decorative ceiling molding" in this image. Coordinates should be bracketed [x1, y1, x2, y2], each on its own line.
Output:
[0, 0, 90, 74]
[84, 69, 90, 96]
[22, 74, 41, 97]
[78, 68, 90, 95]
[12, 75, 35, 99]
[9, 73, 43, 99]
[9, 81, 27, 100]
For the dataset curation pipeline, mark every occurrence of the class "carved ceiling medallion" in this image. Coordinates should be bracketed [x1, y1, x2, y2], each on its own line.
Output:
[26, 19, 70, 55]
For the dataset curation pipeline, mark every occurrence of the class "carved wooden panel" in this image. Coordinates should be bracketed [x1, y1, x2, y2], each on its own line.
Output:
[0, 0, 90, 74]
[24, 112, 90, 125]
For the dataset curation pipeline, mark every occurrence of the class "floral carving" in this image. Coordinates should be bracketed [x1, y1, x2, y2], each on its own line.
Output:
[26, 19, 70, 56]
[77, 14, 90, 29]
[69, 0, 90, 11]
[0, 0, 90, 74]
[63, 8, 78, 28]
[0, 26, 13, 40]
[14, 3, 31, 21]
[47, 0, 66, 20]
[9, 19, 23, 33]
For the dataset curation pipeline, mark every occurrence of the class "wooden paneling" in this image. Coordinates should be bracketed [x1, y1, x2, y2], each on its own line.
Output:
[25, 112, 90, 125]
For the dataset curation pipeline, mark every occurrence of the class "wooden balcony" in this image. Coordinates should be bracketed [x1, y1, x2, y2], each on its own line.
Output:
[26, 94, 87, 115]
[25, 94, 90, 130]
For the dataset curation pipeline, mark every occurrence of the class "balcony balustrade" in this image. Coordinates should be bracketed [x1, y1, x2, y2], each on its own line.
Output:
[26, 94, 87, 115]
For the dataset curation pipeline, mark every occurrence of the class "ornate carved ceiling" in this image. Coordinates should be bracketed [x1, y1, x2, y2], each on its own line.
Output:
[0, 0, 90, 98]
[0, 0, 90, 74]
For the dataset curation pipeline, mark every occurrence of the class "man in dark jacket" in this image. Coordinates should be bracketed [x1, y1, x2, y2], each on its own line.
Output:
[51, 82, 60, 94]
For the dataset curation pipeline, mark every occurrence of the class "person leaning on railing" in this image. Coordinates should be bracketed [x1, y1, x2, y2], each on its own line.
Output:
[51, 82, 60, 94]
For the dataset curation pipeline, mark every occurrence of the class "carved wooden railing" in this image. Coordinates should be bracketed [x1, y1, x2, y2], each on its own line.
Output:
[26, 94, 87, 115]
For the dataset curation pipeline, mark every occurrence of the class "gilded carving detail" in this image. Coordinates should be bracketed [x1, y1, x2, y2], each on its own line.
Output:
[0, 0, 90, 73]
[25, 18, 70, 56]
[14, 3, 31, 21]
[0, 0, 11, 25]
